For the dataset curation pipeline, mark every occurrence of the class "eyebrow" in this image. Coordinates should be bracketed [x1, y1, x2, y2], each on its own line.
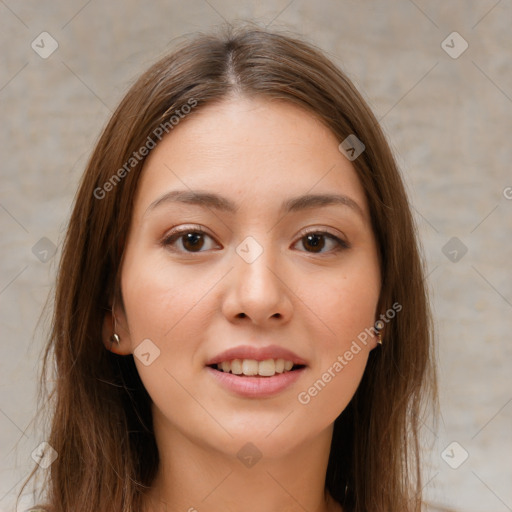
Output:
[145, 190, 365, 219]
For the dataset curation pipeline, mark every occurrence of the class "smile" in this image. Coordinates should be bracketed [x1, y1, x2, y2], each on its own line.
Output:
[212, 358, 302, 377]
[205, 346, 308, 398]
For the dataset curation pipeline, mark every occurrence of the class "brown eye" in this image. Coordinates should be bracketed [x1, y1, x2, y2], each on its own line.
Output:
[302, 233, 325, 253]
[162, 229, 219, 253]
[294, 231, 349, 254]
[181, 232, 205, 252]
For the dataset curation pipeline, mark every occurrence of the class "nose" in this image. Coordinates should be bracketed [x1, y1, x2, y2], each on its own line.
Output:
[221, 245, 293, 327]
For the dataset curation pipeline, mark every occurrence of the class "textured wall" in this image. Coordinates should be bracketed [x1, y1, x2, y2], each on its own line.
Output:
[1, 1, 511, 511]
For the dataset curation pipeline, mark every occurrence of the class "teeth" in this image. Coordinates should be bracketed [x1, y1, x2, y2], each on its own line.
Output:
[242, 359, 258, 376]
[231, 359, 243, 375]
[215, 358, 297, 376]
[275, 358, 285, 373]
[258, 359, 275, 376]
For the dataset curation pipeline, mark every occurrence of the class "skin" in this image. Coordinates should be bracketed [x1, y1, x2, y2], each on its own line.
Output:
[103, 96, 381, 512]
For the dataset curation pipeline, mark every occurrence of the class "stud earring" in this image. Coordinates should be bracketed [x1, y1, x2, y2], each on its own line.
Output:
[375, 319, 384, 346]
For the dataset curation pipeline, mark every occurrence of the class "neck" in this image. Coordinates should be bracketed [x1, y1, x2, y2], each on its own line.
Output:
[143, 415, 341, 512]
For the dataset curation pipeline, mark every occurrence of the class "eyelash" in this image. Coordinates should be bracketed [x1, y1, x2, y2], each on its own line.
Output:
[161, 225, 350, 255]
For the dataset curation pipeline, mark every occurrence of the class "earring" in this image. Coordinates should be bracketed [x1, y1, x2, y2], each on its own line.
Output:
[110, 299, 120, 346]
[110, 333, 121, 346]
[375, 319, 384, 345]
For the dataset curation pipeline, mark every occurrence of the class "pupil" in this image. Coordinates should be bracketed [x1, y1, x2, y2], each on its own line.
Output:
[305, 234, 324, 252]
[183, 233, 204, 251]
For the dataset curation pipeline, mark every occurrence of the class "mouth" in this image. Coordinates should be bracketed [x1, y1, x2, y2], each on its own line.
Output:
[207, 358, 306, 377]
[205, 344, 307, 397]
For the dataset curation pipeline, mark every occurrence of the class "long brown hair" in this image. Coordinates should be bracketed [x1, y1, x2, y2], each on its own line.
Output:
[21, 23, 437, 512]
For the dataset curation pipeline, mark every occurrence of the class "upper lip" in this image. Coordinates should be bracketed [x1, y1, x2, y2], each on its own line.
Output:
[206, 345, 307, 366]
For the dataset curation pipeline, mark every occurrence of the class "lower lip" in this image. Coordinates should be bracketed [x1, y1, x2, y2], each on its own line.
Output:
[206, 367, 306, 398]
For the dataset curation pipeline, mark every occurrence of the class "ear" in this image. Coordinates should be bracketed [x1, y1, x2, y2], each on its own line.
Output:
[102, 303, 133, 356]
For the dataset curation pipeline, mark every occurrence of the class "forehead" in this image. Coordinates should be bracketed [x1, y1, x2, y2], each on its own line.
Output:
[134, 97, 369, 220]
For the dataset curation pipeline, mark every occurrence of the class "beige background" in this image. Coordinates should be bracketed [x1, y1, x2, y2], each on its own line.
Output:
[1, 1, 511, 511]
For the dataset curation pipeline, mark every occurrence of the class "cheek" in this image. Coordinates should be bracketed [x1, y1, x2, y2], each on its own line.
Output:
[294, 283, 374, 425]
[121, 253, 217, 345]
[119, 255, 222, 415]
[301, 255, 380, 350]
[293, 256, 379, 418]
[321, 280, 378, 336]
[120, 256, 222, 430]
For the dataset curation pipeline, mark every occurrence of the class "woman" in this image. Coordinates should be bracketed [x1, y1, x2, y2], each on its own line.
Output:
[22, 24, 437, 512]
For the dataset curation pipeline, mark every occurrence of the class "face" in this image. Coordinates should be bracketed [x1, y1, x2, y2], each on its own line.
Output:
[108, 97, 381, 458]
